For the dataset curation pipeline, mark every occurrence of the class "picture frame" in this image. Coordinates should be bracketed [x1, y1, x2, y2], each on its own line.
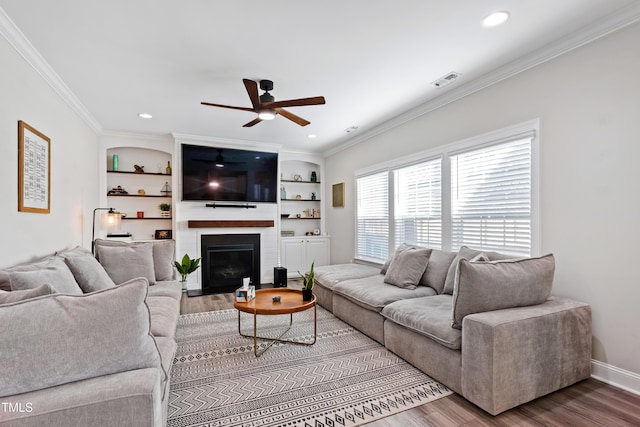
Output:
[155, 229, 172, 240]
[18, 121, 50, 214]
[332, 182, 345, 207]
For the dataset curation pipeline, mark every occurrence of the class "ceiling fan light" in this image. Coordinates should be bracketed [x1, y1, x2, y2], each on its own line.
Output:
[258, 109, 276, 120]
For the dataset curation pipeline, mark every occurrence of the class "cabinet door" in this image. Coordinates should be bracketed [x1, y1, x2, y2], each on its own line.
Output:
[281, 239, 306, 276]
[305, 238, 329, 267]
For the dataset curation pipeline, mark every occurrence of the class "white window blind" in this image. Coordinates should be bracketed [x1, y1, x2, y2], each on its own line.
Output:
[394, 159, 442, 249]
[451, 137, 532, 256]
[356, 172, 389, 261]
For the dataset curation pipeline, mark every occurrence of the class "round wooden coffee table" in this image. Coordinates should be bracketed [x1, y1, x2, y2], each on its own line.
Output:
[234, 288, 316, 357]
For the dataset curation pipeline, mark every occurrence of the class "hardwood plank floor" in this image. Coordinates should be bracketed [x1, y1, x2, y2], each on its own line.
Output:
[179, 292, 640, 426]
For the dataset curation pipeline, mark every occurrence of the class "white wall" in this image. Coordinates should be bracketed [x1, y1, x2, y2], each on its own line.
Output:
[325, 22, 640, 389]
[0, 36, 99, 267]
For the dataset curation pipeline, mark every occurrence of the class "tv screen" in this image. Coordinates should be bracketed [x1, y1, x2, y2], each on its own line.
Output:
[181, 144, 278, 203]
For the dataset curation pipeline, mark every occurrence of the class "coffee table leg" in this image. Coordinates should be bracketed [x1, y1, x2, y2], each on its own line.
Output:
[237, 305, 317, 357]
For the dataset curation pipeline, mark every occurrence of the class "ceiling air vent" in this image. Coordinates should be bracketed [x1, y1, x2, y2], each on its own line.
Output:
[432, 72, 461, 88]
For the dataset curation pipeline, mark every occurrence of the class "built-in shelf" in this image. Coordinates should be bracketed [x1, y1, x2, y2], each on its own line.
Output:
[281, 179, 320, 184]
[107, 170, 171, 176]
[107, 194, 171, 198]
[122, 217, 172, 220]
[282, 217, 321, 220]
[281, 199, 321, 202]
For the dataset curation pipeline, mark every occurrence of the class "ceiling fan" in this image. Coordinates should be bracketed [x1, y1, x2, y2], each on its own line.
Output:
[201, 79, 325, 127]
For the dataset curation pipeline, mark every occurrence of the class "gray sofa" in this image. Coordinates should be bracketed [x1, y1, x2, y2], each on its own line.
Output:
[314, 245, 592, 415]
[0, 239, 182, 427]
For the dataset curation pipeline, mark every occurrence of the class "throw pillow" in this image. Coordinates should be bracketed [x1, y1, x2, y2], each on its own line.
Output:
[0, 255, 58, 291]
[98, 244, 156, 285]
[451, 254, 555, 329]
[9, 258, 82, 295]
[94, 239, 176, 283]
[0, 278, 162, 397]
[384, 246, 431, 289]
[442, 246, 484, 295]
[423, 249, 458, 294]
[0, 284, 56, 304]
[64, 254, 116, 293]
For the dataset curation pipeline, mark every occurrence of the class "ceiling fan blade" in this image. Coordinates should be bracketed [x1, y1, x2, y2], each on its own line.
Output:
[262, 96, 326, 109]
[243, 79, 260, 110]
[243, 117, 263, 127]
[201, 102, 255, 112]
[275, 108, 310, 127]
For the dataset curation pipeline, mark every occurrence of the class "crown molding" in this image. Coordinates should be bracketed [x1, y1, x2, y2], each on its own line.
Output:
[0, 8, 103, 134]
[323, 2, 640, 158]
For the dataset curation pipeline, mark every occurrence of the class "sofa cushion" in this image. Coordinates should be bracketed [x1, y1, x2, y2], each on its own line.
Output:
[61, 249, 116, 293]
[147, 281, 183, 301]
[0, 278, 161, 398]
[8, 258, 82, 295]
[381, 295, 461, 350]
[314, 263, 382, 290]
[98, 243, 156, 285]
[0, 284, 57, 304]
[0, 255, 59, 291]
[384, 246, 431, 289]
[423, 249, 457, 294]
[442, 246, 484, 295]
[94, 239, 175, 282]
[451, 254, 555, 329]
[333, 274, 436, 313]
[147, 295, 180, 338]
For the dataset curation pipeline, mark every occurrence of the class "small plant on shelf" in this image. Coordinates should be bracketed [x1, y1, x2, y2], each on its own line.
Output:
[159, 203, 171, 217]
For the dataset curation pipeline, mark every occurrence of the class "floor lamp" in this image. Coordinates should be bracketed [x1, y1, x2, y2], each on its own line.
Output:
[91, 208, 120, 254]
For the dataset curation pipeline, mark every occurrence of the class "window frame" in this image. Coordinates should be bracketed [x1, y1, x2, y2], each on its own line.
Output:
[353, 119, 540, 263]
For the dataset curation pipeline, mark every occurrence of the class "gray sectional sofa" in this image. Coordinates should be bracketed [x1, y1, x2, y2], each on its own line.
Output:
[314, 244, 592, 415]
[0, 239, 181, 427]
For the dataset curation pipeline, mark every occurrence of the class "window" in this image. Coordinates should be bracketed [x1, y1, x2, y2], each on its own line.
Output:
[394, 159, 442, 249]
[354, 120, 538, 262]
[451, 138, 531, 256]
[355, 171, 389, 260]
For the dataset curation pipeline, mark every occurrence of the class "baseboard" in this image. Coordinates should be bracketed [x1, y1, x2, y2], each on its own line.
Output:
[591, 359, 640, 396]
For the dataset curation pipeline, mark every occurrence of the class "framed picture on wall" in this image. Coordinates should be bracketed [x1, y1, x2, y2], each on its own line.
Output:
[18, 121, 51, 214]
[332, 182, 345, 207]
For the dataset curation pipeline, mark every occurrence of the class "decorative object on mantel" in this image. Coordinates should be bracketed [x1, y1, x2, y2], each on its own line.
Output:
[166, 161, 172, 175]
[299, 260, 315, 301]
[310, 171, 317, 182]
[159, 203, 171, 217]
[134, 164, 145, 173]
[175, 254, 201, 292]
[160, 181, 172, 196]
[18, 120, 51, 214]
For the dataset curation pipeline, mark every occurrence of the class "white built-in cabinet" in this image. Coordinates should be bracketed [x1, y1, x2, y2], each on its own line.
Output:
[281, 237, 330, 277]
[279, 155, 330, 277]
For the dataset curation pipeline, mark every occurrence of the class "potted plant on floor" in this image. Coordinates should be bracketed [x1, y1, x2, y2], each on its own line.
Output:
[175, 254, 201, 292]
[298, 260, 315, 301]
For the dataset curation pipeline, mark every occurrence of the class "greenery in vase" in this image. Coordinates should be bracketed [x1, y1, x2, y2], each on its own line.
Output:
[298, 260, 315, 290]
[175, 254, 200, 282]
[159, 203, 171, 211]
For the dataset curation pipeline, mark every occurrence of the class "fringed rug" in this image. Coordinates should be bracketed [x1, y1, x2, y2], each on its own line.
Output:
[168, 307, 452, 427]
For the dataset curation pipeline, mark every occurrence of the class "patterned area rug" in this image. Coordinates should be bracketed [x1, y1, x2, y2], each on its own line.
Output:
[168, 307, 452, 427]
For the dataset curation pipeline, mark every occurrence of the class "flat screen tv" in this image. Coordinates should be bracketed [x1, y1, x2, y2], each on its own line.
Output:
[182, 144, 278, 203]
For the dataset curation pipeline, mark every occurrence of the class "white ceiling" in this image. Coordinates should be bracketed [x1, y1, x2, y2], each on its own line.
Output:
[1, 1, 638, 153]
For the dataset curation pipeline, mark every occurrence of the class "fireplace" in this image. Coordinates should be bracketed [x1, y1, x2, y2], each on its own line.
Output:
[199, 234, 260, 294]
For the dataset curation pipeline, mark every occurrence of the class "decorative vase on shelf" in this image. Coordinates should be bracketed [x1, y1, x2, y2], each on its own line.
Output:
[166, 161, 172, 175]
[310, 171, 317, 182]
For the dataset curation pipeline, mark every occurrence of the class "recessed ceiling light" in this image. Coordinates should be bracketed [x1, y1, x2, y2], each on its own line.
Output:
[307, 134, 317, 139]
[138, 113, 153, 119]
[483, 11, 510, 28]
[344, 126, 359, 134]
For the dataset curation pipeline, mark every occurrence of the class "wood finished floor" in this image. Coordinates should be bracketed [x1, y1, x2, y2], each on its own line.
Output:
[179, 291, 640, 426]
